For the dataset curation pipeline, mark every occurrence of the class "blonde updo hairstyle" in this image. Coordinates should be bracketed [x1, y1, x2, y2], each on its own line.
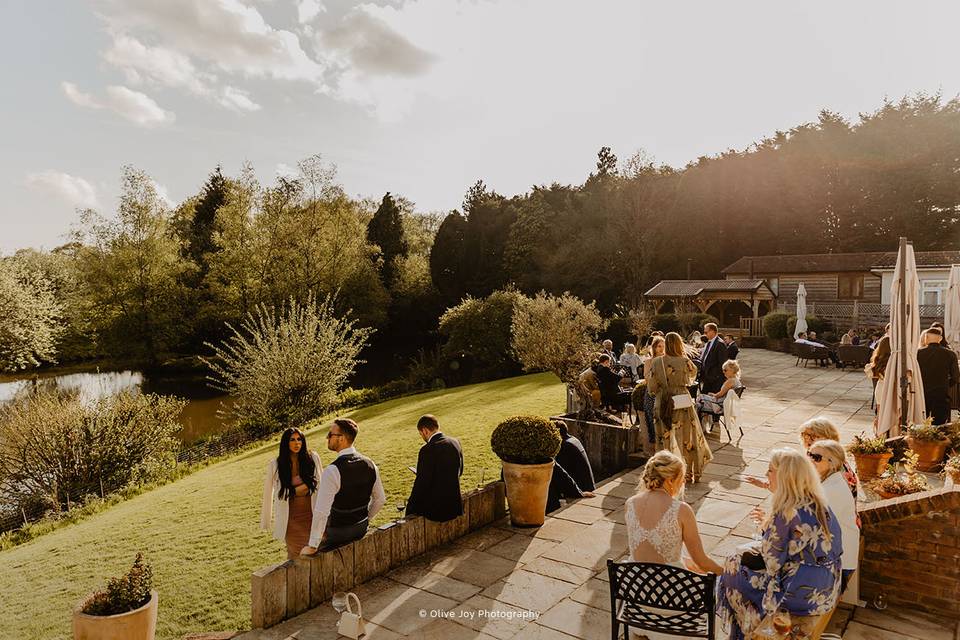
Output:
[722, 359, 740, 375]
[642, 450, 686, 491]
[799, 417, 840, 448]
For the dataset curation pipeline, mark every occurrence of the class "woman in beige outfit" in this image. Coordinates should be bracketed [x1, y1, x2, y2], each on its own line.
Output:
[646, 332, 713, 482]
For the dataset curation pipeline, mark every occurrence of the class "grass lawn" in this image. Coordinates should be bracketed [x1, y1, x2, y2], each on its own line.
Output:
[0, 372, 564, 640]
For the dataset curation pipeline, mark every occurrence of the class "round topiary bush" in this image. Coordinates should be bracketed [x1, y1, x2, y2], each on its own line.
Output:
[651, 313, 681, 333]
[491, 415, 561, 465]
[763, 312, 791, 339]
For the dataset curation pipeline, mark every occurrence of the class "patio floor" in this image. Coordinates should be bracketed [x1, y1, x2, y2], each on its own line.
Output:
[234, 348, 956, 640]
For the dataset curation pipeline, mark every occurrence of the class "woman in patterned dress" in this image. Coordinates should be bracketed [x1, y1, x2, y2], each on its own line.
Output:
[717, 448, 842, 640]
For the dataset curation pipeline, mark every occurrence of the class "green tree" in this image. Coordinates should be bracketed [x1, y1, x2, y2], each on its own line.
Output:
[0, 258, 63, 371]
[366, 192, 409, 286]
[430, 211, 470, 302]
[438, 288, 525, 380]
[72, 166, 185, 362]
[186, 166, 226, 279]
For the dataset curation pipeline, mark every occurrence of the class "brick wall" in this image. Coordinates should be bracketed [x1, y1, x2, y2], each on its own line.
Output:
[858, 487, 960, 617]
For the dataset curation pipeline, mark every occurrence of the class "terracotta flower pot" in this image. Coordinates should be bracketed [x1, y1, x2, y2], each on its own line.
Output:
[73, 590, 158, 640]
[501, 460, 554, 527]
[851, 452, 892, 481]
[906, 436, 950, 472]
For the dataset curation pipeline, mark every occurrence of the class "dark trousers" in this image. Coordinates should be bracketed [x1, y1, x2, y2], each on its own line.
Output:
[322, 520, 368, 548]
[926, 394, 951, 425]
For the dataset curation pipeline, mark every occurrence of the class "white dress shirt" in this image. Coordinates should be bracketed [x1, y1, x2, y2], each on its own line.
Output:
[701, 336, 718, 364]
[260, 451, 324, 542]
[308, 446, 386, 547]
[822, 471, 859, 571]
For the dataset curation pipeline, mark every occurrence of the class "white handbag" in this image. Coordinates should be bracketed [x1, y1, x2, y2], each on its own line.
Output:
[659, 357, 693, 409]
[337, 592, 366, 639]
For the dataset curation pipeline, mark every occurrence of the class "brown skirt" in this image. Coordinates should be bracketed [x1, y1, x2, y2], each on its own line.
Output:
[285, 494, 313, 560]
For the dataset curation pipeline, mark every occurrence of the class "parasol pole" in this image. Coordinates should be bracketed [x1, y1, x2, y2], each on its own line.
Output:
[898, 237, 909, 430]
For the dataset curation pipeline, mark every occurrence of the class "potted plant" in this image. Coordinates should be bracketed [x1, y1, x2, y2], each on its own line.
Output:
[906, 420, 951, 472]
[870, 452, 930, 500]
[491, 415, 561, 527]
[943, 454, 960, 485]
[847, 432, 893, 481]
[73, 553, 157, 640]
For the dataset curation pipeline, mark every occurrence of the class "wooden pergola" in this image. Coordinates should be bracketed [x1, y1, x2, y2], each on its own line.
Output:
[643, 279, 777, 328]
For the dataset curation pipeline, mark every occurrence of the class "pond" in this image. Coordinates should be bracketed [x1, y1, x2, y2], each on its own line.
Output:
[0, 368, 234, 444]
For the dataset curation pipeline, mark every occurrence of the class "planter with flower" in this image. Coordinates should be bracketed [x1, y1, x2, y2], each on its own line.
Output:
[73, 553, 157, 640]
[847, 432, 893, 481]
[906, 420, 951, 472]
[491, 415, 561, 527]
[943, 454, 960, 485]
[870, 451, 930, 500]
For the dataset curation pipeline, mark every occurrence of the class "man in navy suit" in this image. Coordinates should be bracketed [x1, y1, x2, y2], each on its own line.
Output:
[723, 334, 740, 360]
[406, 415, 464, 522]
[698, 323, 729, 394]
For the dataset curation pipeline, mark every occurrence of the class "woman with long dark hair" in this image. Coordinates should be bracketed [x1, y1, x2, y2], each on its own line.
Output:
[260, 427, 323, 559]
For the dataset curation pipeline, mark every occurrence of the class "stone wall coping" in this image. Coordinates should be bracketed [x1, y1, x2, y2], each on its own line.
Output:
[857, 485, 960, 526]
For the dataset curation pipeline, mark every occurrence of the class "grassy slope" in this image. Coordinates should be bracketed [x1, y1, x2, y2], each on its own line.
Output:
[0, 373, 563, 640]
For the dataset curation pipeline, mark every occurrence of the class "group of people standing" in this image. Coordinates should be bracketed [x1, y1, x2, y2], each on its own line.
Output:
[626, 415, 860, 640]
[260, 415, 464, 560]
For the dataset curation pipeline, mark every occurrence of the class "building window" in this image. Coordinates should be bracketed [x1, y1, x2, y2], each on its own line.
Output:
[922, 280, 947, 306]
[766, 277, 779, 296]
[838, 274, 864, 299]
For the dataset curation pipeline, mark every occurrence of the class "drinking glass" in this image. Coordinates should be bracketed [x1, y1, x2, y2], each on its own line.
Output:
[395, 499, 407, 524]
[771, 608, 792, 636]
[332, 591, 348, 614]
[476, 468, 486, 490]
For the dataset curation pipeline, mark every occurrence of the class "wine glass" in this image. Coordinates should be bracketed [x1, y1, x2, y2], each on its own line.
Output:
[476, 468, 486, 490]
[772, 608, 792, 636]
[873, 592, 888, 610]
[395, 498, 407, 524]
[332, 591, 348, 614]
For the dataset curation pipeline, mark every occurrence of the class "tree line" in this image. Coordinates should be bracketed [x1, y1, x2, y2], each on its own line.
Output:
[2, 94, 958, 383]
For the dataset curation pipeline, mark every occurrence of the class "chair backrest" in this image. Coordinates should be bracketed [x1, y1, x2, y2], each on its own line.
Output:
[607, 560, 717, 614]
[793, 343, 814, 358]
[837, 344, 871, 365]
[734, 386, 745, 399]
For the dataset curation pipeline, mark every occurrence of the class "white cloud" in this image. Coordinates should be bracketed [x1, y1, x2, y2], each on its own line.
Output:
[95, 0, 326, 83]
[318, 9, 435, 77]
[151, 180, 175, 207]
[26, 171, 100, 209]
[297, 0, 324, 25]
[103, 33, 209, 94]
[217, 86, 262, 112]
[62, 81, 176, 127]
[275, 163, 297, 178]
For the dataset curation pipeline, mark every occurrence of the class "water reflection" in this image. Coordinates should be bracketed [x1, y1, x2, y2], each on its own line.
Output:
[0, 370, 233, 443]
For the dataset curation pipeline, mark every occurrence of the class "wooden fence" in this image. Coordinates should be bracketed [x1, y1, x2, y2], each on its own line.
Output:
[250, 481, 507, 629]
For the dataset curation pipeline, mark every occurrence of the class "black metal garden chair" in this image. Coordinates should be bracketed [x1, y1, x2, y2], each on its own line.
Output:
[607, 560, 717, 640]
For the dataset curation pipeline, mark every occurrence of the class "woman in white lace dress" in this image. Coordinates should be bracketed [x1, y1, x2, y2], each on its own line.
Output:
[624, 451, 724, 639]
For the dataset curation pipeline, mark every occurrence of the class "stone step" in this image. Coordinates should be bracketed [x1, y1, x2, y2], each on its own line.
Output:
[181, 633, 241, 640]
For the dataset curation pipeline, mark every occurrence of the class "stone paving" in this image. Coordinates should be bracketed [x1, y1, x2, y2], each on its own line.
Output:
[235, 349, 955, 640]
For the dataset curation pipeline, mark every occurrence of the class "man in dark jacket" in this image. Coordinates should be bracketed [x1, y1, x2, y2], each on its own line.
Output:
[917, 328, 960, 425]
[698, 323, 729, 394]
[722, 334, 740, 360]
[554, 421, 595, 492]
[596, 354, 631, 411]
[406, 415, 464, 522]
[546, 461, 595, 513]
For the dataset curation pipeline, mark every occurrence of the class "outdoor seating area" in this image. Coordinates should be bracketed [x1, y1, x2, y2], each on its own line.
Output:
[238, 348, 959, 640]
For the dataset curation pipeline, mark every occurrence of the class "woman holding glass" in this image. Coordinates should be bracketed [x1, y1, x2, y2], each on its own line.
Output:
[260, 427, 324, 559]
[717, 448, 842, 640]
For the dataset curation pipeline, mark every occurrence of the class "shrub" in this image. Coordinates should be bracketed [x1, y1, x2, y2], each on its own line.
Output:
[677, 312, 718, 334]
[847, 432, 892, 455]
[763, 312, 791, 339]
[908, 420, 947, 442]
[82, 553, 153, 616]
[650, 313, 680, 333]
[491, 415, 561, 464]
[0, 390, 183, 509]
[203, 292, 373, 436]
[511, 291, 605, 385]
[438, 288, 524, 380]
[786, 315, 831, 338]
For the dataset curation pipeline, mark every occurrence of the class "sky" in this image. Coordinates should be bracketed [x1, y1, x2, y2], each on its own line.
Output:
[3, 0, 960, 253]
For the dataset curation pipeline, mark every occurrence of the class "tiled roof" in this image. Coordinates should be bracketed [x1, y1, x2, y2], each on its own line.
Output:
[644, 279, 767, 297]
[722, 251, 960, 274]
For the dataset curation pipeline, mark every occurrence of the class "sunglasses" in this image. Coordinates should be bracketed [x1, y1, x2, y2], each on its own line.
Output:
[807, 451, 823, 463]
[326, 432, 343, 439]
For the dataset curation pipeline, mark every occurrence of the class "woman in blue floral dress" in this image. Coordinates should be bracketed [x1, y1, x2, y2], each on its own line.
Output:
[717, 448, 842, 640]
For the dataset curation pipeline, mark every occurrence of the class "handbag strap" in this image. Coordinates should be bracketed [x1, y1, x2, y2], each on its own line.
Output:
[658, 356, 669, 390]
[346, 592, 362, 618]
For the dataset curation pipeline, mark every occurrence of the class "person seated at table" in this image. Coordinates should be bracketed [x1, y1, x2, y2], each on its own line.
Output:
[695, 359, 742, 431]
[301, 418, 386, 555]
[717, 448, 842, 640]
[578, 358, 601, 405]
[840, 328, 860, 345]
[554, 420, 595, 492]
[795, 332, 840, 367]
[596, 354, 632, 412]
[406, 414, 464, 522]
[807, 439, 860, 595]
[619, 342, 643, 381]
[687, 330, 703, 347]
[601, 339, 618, 363]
